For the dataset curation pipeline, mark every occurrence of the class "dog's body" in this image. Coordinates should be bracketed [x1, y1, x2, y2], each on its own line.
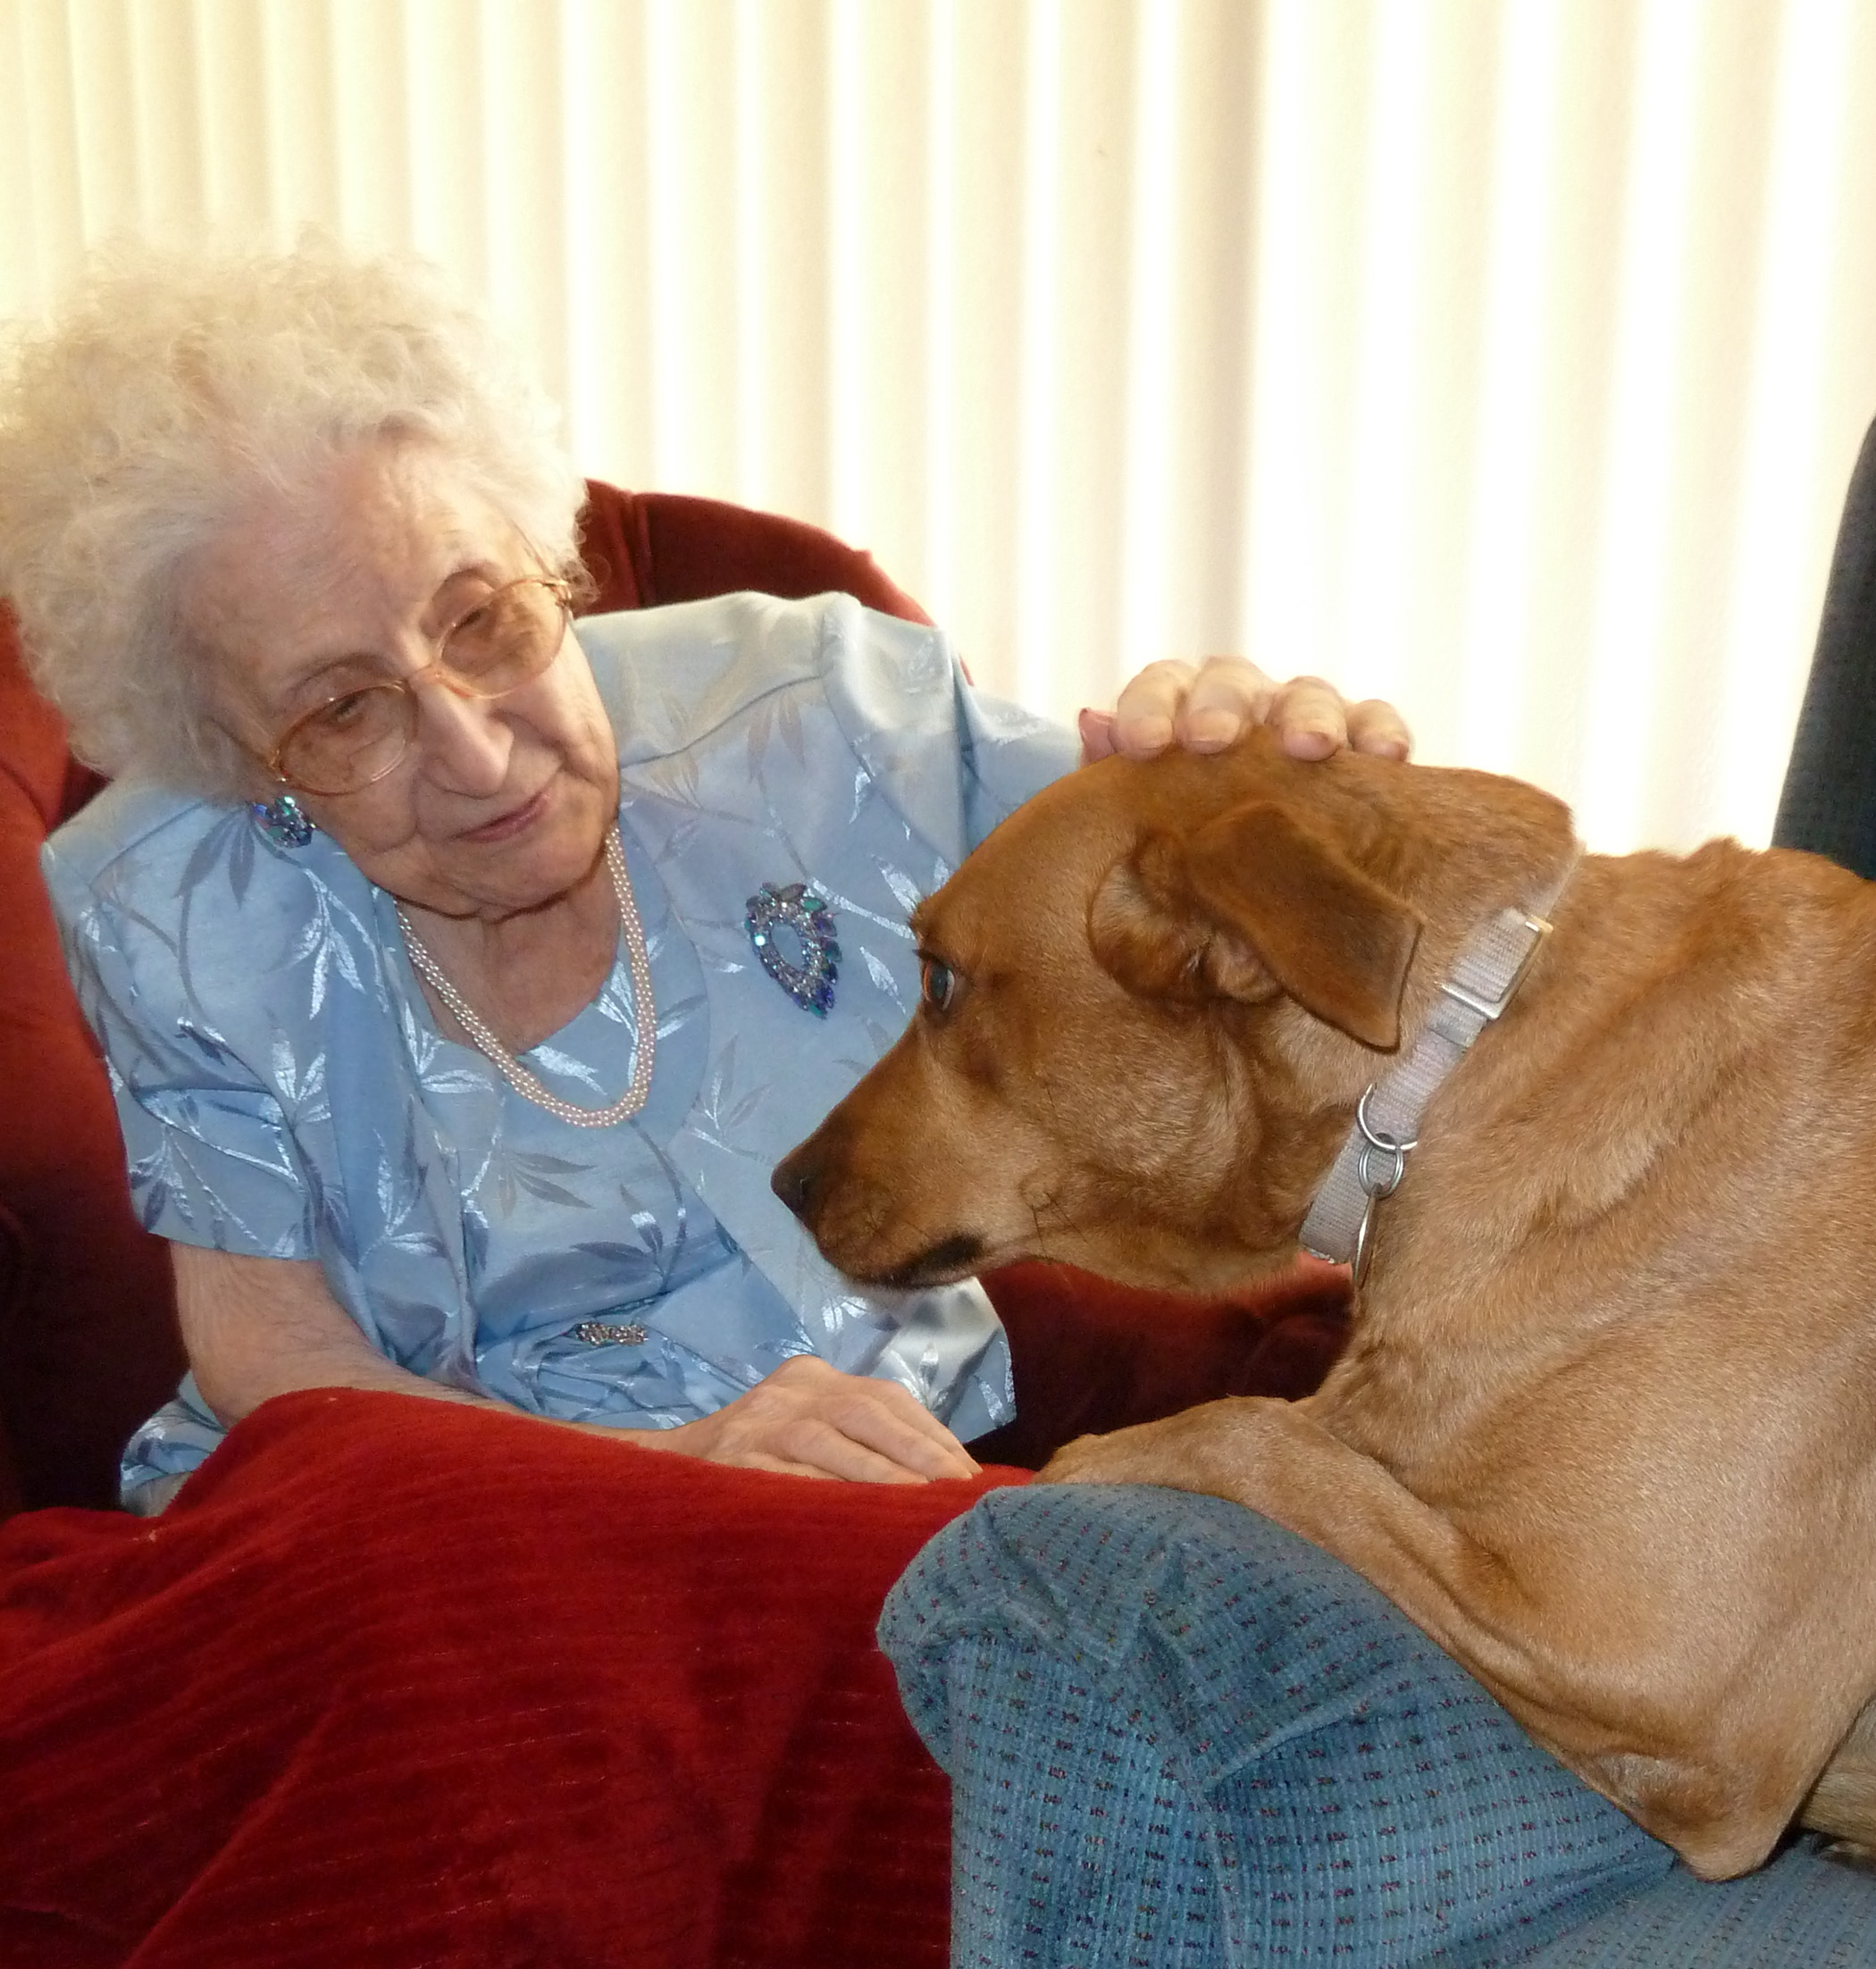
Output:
[773, 732, 1876, 1880]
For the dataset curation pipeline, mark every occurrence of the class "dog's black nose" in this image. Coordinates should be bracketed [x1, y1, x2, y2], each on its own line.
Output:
[770, 1138, 823, 1219]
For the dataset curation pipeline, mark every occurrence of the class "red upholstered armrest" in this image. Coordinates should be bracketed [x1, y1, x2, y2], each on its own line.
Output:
[577, 482, 933, 624]
[0, 607, 184, 1512]
[0, 1211, 22, 1521]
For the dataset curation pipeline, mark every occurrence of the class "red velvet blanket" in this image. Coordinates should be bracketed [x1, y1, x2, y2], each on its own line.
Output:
[0, 1391, 1028, 1969]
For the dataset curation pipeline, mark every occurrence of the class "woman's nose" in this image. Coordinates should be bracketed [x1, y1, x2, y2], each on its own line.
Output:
[409, 677, 513, 792]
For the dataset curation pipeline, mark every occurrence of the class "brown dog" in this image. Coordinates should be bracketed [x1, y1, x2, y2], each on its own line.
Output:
[772, 729, 1876, 1881]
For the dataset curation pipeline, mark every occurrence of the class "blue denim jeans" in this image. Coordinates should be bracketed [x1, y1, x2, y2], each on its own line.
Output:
[880, 1484, 1876, 1967]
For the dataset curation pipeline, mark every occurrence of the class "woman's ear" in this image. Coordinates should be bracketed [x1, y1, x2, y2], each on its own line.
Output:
[1087, 802, 1420, 1051]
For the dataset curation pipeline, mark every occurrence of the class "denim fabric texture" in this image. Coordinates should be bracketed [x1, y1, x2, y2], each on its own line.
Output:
[1521, 1838, 1876, 1968]
[882, 1484, 1876, 1967]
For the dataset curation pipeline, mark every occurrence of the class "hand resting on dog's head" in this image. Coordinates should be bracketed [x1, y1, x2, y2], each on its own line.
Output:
[1079, 655, 1411, 765]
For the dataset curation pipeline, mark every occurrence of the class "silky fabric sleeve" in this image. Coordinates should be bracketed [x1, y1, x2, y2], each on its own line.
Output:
[956, 679, 1082, 850]
[805, 596, 1080, 871]
[46, 850, 317, 1261]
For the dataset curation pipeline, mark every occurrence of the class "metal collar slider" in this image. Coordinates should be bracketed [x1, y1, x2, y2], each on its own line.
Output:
[1436, 910, 1553, 1034]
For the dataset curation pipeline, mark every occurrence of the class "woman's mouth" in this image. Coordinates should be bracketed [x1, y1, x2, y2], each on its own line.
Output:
[460, 787, 549, 843]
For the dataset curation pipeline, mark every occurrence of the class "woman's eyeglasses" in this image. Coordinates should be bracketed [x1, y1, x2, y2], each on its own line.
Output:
[261, 575, 574, 797]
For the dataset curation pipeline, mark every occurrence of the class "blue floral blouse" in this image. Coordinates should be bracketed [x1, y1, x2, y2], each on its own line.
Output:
[42, 593, 1078, 1502]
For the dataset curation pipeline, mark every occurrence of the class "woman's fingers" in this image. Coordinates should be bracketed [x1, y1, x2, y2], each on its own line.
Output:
[1083, 657, 1411, 763]
[741, 1421, 934, 1485]
[792, 1373, 981, 1481]
[670, 1356, 981, 1483]
[1260, 674, 1353, 759]
[1102, 658, 1269, 760]
[1177, 655, 1279, 751]
[1076, 707, 1121, 760]
[1096, 660, 1189, 758]
[729, 1444, 921, 1484]
[1344, 696, 1413, 759]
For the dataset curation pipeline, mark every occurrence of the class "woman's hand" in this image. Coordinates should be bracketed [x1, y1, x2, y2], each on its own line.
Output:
[1079, 657, 1411, 764]
[645, 1354, 981, 1483]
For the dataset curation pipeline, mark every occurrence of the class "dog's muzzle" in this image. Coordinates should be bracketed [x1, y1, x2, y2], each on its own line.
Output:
[771, 1128, 985, 1286]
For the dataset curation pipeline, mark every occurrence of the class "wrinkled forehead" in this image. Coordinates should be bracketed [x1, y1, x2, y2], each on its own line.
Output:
[182, 443, 523, 698]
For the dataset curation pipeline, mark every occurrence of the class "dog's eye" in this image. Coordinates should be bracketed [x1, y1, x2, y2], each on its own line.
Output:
[920, 959, 957, 1013]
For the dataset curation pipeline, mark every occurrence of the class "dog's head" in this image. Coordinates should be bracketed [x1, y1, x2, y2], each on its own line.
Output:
[773, 729, 1570, 1295]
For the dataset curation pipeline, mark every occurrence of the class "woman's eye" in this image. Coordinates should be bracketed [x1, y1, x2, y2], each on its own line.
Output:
[314, 691, 373, 731]
[920, 959, 956, 1012]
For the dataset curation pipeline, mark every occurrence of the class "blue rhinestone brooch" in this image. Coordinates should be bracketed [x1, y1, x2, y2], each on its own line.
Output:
[744, 881, 842, 1017]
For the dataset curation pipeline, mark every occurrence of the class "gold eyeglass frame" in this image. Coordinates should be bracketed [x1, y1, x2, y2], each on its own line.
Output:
[258, 574, 574, 798]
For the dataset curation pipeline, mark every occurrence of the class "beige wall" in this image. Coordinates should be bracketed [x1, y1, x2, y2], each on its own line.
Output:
[5, 0, 1876, 851]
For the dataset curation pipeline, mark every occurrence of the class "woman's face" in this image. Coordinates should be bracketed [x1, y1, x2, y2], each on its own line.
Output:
[188, 443, 617, 922]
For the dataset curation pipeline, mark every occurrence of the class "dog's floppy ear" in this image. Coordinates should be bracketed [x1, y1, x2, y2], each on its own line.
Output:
[1089, 800, 1420, 1050]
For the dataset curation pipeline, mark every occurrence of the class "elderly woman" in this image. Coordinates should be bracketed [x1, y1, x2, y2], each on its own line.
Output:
[0, 242, 1398, 1514]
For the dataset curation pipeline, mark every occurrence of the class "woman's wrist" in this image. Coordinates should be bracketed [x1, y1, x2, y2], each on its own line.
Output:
[594, 1412, 715, 1457]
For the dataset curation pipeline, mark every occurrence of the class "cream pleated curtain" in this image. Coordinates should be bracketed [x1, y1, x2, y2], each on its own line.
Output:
[5, 0, 1876, 853]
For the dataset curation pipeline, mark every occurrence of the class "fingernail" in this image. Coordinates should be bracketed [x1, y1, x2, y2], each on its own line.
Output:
[1185, 709, 1242, 750]
[1128, 716, 1174, 753]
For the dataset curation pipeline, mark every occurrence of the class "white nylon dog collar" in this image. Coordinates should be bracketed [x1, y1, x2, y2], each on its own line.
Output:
[1299, 849, 1581, 1285]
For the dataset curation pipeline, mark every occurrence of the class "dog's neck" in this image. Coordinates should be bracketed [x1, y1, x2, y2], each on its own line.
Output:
[1298, 848, 1582, 1282]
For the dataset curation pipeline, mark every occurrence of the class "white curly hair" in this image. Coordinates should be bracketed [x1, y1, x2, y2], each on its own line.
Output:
[0, 237, 590, 795]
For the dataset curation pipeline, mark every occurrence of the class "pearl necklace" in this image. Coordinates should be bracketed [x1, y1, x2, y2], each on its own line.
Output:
[397, 827, 657, 1128]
